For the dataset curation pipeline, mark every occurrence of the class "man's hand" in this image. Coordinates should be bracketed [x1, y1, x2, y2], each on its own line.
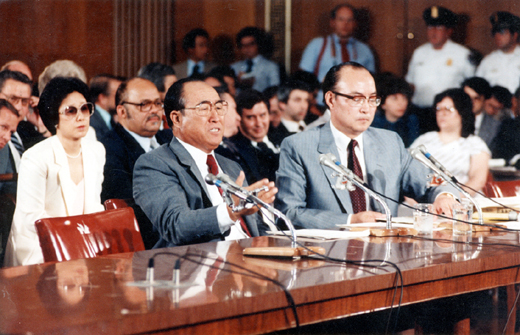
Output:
[432, 193, 458, 217]
[226, 172, 278, 221]
[350, 211, 386, 224]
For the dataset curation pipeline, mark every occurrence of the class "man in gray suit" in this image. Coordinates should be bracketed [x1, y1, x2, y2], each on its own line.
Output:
[133, 78, 277, 248]
[275, 62, 457, 229]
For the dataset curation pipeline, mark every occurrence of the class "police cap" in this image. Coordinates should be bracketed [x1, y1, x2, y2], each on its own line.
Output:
[423, 6, 458, 28]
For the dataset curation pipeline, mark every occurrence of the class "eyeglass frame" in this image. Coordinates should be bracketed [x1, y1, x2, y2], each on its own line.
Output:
[331, 91, 381, 107]
[435, 105, 457, 114]
[121, 99, 164, 113]
[58, 102, 94, 119]
[1, 93, 31, 107]
[182, 100, 229, 116]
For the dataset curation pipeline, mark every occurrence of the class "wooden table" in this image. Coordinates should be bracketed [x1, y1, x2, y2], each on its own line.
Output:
[2, 231, 520, 334]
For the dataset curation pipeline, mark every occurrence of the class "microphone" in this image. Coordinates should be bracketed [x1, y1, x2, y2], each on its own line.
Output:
[319, 153, 365, 186]
[409, 146, 440, 175]
[416, 145, 456, 181]
[205, 173, 251, 200]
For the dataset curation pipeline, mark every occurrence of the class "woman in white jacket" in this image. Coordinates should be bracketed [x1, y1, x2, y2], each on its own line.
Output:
[5, 77, 105, 267]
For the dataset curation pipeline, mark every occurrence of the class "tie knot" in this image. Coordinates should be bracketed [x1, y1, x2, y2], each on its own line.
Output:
[349, 139, 358, 151]
[340, 40, 348, 47]
[206, 154, 219, 176]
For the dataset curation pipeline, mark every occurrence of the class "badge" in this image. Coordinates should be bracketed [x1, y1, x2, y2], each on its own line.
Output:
[446, 58, 453, 66]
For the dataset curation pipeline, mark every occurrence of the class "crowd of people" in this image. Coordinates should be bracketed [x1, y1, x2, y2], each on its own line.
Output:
[0, 3, 519, 269]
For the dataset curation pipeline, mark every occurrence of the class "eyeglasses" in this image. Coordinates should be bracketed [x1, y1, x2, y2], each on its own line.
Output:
[332, 91, 381, 107]
[435, 106, 457, 114]
[59, 102, 94, 119]
[2, 94, 31, 107]
[183, 100, 228, 116]
[122, 99, 164, 112]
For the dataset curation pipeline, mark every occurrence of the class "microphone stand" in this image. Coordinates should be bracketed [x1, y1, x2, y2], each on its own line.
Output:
[217, 183, 325, 258]
[409, 146, 484, 226]
[320, 154, 403, 236]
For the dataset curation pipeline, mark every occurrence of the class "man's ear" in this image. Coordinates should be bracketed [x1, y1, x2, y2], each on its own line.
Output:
[116, 105, 127, 119]
[324, 91, 335, 110]
[170, 110, 182, 128]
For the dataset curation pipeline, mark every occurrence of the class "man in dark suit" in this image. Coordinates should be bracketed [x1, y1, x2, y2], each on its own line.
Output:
[133, 78, 277, 248]
[89, 74, 122, 139]
[173, 29, 215, 80]
[275, 62, 457, 229]
[268, 80, 311, 147]
[0, 99, 20, 195]
[226, 89, 279, 184]
[100, 77, 172, 249]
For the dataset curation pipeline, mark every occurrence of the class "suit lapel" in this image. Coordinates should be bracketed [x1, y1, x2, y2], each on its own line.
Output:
[52, 137, 74, 216]
[317, 122, 353, 213]
[169, 138, 211, 199]
[363, 129, 386, 210]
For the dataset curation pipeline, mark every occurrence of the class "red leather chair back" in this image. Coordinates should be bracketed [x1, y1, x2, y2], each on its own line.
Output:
[104, 198, 132, 210]
[35, 207, 145, 263]
[483, 180, 520, 198]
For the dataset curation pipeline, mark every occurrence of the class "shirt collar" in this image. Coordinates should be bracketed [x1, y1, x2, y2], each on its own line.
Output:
[176, 137, 216, 175]
[281, 118, 306, 133]
[330, 121, 364, 156]
[95, 105, 112, 129]
[124, 127, 157, 152]
[187, 59, 205, 73]
[250, 135, 279, 152]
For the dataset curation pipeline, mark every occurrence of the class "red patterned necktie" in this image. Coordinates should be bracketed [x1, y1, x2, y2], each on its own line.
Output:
[347, 140, 366, 213]
[340, 40, 350, 63]
[206, 154, 251, 237]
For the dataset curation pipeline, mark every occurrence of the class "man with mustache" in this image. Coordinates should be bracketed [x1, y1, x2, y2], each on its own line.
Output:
[100, 77, 172, 248]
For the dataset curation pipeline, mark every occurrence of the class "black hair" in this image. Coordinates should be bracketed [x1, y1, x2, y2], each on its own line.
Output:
[182, 28, 209, 53]
[89, 74, 119, 101]
[277, 80, 311, 104]
[236, 27, 263, 48]
[38, 77, 90, 135]
[376, 73, 412, 105]
[137, 62, 176, 93]
[0, 99, 19, 117]
[164, 77, 203, 128]
[0, 70, 32, 92]
[234, 89, 268, 116]
[461, 77, 492, 99]
[322, 62, 370, 106]
[290, 70, 321, 92]
[263, 86, 279, 101]
[433, 88, 475, 138]
[490, 85, 513, 109]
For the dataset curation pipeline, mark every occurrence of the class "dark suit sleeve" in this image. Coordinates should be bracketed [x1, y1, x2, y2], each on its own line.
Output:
[133, 150, 223, 246]
[101, 139, 134, 202]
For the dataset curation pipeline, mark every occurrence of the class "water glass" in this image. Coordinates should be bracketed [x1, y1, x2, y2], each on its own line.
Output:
[413, 203, 434, 234]
[452, 200, 473, 235]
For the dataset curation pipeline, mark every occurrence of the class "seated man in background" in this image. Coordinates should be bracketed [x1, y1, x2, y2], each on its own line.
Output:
[461, 77, 499, 148]
[89, 74, 122, 139]
[0, 99, 20, 195]
[174, 28, 215, 80]
[484, 85, 513, 121]
[101, 77, 172, 249]
[275, 62, 457, 229]
[133, 78, 277, 248]
[268, 80, 311, 147]
[227, 89, 279, 184]
[137, 62, 177, 101]
[491, 87, 520, 166]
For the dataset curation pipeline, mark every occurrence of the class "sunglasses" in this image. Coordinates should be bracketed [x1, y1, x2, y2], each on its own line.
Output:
[59, 102, 94, 119]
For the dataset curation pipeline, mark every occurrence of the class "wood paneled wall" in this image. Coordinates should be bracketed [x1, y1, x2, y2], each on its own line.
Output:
[0, 0, 519, 83]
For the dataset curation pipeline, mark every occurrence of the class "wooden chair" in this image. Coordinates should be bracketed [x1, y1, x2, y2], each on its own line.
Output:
[35, 207, 145, 263]
[482, 180, 520, 198]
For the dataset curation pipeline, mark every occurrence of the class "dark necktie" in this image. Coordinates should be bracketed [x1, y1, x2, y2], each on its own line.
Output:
[10, 133, 24, 156]
[206, 154, 251, 237]
[347, 140, 365, 213]
[340, 40, 350, 63]
[192, 64, 200, 76]
[256, 142, 269, 153]
[246, 59, 253, 73]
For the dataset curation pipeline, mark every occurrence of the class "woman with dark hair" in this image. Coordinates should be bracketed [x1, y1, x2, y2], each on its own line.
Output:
[5, 77, 105, 267]
[410, 88, 490, 195]
[371, 74, 419, 147]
